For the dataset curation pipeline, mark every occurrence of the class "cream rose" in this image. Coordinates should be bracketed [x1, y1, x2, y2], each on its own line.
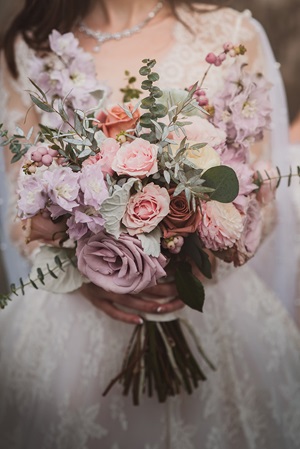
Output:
[112, 138, 159, 178]
[171, 141, 221, 172]
[122, 183, 170, 235]
[170, 116, 226, 148]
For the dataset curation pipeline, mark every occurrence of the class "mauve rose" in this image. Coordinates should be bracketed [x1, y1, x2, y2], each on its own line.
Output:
[253, 160, 277, 205]
[76, 232, 167, 294]
[95, 103, 140, 138]
[198, 201, 244, 251]
[122, 183, 170, 235]
[161, 188, 202, 238]
[112, 138, 158, 178]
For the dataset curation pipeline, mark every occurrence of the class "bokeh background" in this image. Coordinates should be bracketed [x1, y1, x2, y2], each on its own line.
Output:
[0, 0, 300, 293]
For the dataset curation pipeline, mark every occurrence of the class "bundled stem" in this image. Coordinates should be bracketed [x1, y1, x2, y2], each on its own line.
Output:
[102, 319, 214, 405]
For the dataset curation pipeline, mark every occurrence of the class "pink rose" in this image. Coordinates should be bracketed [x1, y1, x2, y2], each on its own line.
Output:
[234, 198, 262, 265]
[170, 116, 226, 148]
[198, 201, 244, 251]
[253, 161, 277, 205]
[82, 138, 120, 177]
[76, 232, 167, 294]
[112, 138, 158, 179]
[95, 103, 140, 138]
[215, 199, 262, 266]
[122, 183, 170, 235]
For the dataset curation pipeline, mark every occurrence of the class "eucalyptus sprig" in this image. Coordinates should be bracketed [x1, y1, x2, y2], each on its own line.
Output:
[0, 252, 76, 310]
[137, 59, 168, 143]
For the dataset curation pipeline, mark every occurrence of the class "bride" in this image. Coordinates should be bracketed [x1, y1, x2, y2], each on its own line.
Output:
[0, 1, 300, 448]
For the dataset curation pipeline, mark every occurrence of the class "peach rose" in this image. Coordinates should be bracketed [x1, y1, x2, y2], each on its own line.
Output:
[112, 138, 158, 178]
[122, 183, 170, 235]
[170, 116, 226, 148]
[95, 103, 140, 138]
[198, 201, 244, 251]
[161, 188, 202, 238]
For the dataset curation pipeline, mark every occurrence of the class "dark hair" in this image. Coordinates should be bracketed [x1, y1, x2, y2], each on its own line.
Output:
[3, 0, 228, 78]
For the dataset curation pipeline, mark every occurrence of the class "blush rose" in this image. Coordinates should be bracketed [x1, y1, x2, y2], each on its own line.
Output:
[122, 183, 170, 235]
[112, 138, 159, 178]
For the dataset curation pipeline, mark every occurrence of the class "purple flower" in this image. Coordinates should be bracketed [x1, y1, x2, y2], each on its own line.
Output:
[43, 166, 80, 212]
[49, 30, 79, 58]
[17, 175, 47, 218]
[67, 207, 105, 240]
[219, 148, 256, 212]
[212, 62, 272, 157]
[76, 232, 167, 294]
[79, 162, 109, 209]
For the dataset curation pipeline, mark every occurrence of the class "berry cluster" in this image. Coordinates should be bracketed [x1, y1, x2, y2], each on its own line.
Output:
[192, 88, 209, 107]
[205, 42, 247, 67]
[25, 145, 61, 173]
[162, 236, 184, 254]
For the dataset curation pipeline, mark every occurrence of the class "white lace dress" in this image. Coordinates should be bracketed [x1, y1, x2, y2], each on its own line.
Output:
[0, 8, 300, 449]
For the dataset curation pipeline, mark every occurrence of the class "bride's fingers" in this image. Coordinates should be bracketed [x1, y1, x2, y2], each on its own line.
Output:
[89, 296, 143, 325]
[105, 294, 167, 313]
[155, 297, 185, 313]
[140, 282, 178, 298]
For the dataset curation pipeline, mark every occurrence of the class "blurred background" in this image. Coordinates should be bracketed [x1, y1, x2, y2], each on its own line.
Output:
[0, 0, 300, 293]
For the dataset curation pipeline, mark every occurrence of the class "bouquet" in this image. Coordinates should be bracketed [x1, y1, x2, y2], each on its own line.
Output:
[0, 31, 277, 404]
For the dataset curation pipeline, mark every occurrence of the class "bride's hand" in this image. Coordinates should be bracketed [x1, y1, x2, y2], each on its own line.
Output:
[80, 282, 185, 325]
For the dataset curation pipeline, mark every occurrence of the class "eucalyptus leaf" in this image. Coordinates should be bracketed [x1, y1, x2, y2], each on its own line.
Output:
[30, 246, 84, 293]
[30, 95, 55, 113]
[201, 165, 239, 203]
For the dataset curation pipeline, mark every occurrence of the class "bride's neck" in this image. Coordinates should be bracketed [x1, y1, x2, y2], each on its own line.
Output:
[85, 0, 167, 32]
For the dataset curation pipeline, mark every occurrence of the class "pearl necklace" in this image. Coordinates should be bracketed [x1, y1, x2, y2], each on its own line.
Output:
[79, 1, 164, 52]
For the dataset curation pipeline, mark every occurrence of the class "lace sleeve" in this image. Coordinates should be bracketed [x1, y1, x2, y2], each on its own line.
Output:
[0, 39, 41, 259]
[235, 13, 298, 314]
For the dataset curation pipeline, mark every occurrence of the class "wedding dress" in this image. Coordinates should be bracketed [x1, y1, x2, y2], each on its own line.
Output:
[0, 7, 300, 449]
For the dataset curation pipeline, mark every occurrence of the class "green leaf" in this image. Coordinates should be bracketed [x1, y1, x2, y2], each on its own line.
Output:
[141, 80, 153, 90]
[29, 278, 39, 289]
[29, 78, 48, 101]
[182, 235, 212, 279]
[201, 165, 239, 203]
[37, 268, 45, 285]
[141, 97, 156, 108]
[139, 66, 151, 76]
[148, 72, 160, 82]
[175, 262, 205, 312]
[150, 104, 168, 118]
[30, 95, 55, 113]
